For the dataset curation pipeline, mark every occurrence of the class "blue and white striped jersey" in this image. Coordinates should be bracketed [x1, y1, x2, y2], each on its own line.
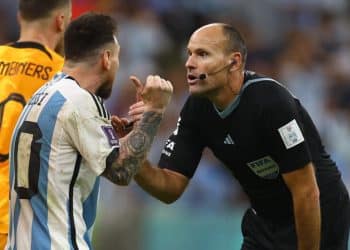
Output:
[6, 73, 119, 250]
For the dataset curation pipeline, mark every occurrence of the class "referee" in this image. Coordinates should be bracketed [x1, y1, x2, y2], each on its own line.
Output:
[121, 23, 350, 250]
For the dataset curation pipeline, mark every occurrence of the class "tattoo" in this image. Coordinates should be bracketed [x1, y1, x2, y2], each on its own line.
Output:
[126, 131, 147, 157]
[103, 111, 162, 185]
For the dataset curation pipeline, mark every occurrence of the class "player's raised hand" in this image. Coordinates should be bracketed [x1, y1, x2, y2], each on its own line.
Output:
[112, 100, 145, 137]
[128, 101, 144, 121]
[111, 76, 146, 137]
[129, 75, 143, 102]
[141, 75, 173, 113]
[111, 75, 172, 137]
[128, 75, 145, 122]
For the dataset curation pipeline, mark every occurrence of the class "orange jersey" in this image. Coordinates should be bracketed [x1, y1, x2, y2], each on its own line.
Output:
[0, 41, 63, 233]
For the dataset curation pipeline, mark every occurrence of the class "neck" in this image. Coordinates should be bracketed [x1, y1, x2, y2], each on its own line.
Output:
[18, 21, 58, 51]
[209, 71, 245, 110]
[62, 63, 101, 94]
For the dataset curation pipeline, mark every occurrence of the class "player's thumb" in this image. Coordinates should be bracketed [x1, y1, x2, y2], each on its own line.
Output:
[129, 75, 143, 89]
[129, 75, 143, 101]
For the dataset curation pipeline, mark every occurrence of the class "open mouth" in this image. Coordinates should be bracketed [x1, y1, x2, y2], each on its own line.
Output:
[187, 74, 198, 85]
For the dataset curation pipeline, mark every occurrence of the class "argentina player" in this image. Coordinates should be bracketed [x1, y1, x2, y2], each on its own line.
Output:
[6, 13, 172, 250]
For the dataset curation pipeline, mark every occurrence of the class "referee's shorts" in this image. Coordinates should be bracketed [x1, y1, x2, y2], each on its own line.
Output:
[241, 181, 350, 250]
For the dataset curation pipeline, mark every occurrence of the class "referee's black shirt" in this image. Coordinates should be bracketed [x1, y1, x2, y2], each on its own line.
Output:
[159, 71, 341, 223]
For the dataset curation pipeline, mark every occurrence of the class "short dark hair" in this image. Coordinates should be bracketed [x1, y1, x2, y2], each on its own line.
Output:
[221, 24, 247, 65]
[64, 13, 117, 62]
[19, 0, 70, 21]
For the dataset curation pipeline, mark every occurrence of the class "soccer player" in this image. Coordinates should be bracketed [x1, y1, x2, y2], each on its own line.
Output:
[0, 0, 71, 247]
[6, 13, 173, 250]
[117, 23, 350, 250]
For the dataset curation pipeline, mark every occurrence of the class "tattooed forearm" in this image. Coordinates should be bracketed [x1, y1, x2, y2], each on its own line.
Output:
[103, 111, 162, 185]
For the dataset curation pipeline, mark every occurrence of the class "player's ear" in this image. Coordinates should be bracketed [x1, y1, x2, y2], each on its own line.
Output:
[102, 50, 112, 70]
[17, 12, 22, 25]
[55, 12, 66, 32]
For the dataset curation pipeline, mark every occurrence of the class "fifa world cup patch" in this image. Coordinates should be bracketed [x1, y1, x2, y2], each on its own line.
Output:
[101, 125, 120, 147]
[278, 119, 304, 149]
[247, 156, 280, 179]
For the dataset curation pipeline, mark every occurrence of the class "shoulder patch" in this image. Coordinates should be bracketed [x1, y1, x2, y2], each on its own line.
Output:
[278, 119, 304, 149]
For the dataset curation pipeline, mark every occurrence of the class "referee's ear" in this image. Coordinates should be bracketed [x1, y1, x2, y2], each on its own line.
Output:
[229, 52, 243, 71]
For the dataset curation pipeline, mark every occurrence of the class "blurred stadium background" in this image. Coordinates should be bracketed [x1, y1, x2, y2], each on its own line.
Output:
[1, 0, 350, 249]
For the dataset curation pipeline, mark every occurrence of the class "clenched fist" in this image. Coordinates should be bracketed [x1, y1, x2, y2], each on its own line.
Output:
[131, 75, 173, 113]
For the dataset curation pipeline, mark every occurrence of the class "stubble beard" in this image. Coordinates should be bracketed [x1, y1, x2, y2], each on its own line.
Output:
[96, 80, 112, 99]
